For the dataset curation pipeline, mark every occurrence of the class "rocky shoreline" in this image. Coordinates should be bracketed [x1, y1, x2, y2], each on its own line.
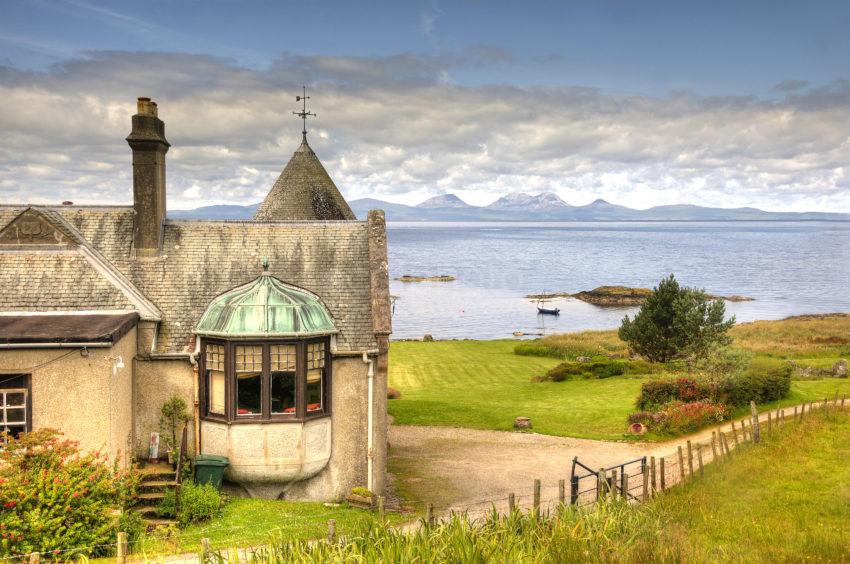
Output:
[527, 285, 754, 306]
[396, 274, 456, 283]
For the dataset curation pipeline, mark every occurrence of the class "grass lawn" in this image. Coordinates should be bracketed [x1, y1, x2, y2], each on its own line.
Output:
[136, 499, 407, 555]
[653, 409, 850, 561]
[388, 315, 850, 440]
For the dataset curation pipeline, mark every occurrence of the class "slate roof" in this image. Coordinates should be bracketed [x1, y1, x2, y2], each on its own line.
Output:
[0, 206, 378, 354]
[253, 138, 356, 221]
[0, 251, 135, 311]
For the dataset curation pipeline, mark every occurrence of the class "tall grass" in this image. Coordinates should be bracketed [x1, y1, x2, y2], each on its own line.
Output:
[515, 314, 850, 361]
[221, 501, 676, 563]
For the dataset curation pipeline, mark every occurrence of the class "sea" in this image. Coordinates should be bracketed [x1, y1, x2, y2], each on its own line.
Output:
[387, 221, 850, 340]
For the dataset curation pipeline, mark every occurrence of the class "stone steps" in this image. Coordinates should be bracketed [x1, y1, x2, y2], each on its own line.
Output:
[133, 462, 179, 528]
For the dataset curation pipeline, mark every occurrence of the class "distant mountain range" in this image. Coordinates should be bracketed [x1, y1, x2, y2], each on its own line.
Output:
[168, 192, 850, 221]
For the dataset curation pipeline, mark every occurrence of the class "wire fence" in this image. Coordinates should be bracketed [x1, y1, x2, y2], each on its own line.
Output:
[3, 395, 846, 562]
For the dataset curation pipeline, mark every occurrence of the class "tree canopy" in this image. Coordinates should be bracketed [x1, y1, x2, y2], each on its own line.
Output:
[618, 274, 735, 362]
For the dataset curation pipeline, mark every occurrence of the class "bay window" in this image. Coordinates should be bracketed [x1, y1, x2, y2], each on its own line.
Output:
[200, 338, 330, 422]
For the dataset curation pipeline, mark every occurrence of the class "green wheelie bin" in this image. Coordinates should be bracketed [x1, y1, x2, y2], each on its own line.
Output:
[194, 454, 229, 489]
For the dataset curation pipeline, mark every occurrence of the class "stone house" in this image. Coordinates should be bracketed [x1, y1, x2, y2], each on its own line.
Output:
[0, 98, 391, 500]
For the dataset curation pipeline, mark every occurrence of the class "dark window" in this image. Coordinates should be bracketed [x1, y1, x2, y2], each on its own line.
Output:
[1, 374, 31, 441]
[271, 344, 297, 414]
[235, 345, 263, 416]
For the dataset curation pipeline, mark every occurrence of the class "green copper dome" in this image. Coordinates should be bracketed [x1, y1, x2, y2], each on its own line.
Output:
[195, 273, 337, 338]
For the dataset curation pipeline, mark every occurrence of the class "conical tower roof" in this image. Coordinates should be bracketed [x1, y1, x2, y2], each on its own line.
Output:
[254, 137, 356, 221]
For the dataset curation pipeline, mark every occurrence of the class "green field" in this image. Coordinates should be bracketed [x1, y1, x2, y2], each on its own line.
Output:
[388, 315, 850, 440]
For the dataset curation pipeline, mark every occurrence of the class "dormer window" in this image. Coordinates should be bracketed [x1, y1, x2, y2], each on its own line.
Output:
[194, 269, 337, 423]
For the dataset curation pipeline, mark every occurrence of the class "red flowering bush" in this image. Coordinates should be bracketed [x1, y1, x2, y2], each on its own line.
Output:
[659, 401, 729, 434]
[0, 429, 139, 558]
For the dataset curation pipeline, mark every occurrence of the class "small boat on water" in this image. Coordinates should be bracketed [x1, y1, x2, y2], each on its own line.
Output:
[537, 306, 560, 316]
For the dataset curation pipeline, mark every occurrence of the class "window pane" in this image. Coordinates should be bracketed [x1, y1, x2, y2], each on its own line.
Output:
[235, 345, 263, 416]
[271, 371, 296, 414]
[5, 392, 25, 407]
[5, 408, 25, 424]
[207, 370, 225, 414]
[205, 344, 225, 371]
[236, 372, 262, 415]
[270, 345, 296, 371]
[307, 342, 326, 369]
[307, 368, 323, 412]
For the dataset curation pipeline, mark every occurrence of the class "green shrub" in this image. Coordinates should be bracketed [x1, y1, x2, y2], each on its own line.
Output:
[726, 359, 792, 405]
[636, 378, 710, 410]
[0, 428, 138, 557]
[116, 510, 147, 548]
[545, 358, 648, 382]
[351, 487, 374, 498]
[177, 481, 221, 527]
[157, 487, 177, 518]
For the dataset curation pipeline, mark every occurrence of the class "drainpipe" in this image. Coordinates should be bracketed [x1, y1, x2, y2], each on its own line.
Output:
[189, 336, 202, 454]
[362, 350, 378, 492]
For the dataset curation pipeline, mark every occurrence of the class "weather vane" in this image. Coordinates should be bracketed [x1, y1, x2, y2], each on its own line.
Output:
[293, 85, 316, 140]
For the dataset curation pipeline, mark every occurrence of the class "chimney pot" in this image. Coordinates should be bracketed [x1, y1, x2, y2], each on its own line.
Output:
[137, 97, 158, 117]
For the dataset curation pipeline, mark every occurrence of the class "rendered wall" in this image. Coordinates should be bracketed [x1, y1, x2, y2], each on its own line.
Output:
[132, 356, 195, 459]
[0, 328, 137, 465]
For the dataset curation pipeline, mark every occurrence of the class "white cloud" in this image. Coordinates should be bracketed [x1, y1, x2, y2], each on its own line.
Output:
[0, 51, 848, 212]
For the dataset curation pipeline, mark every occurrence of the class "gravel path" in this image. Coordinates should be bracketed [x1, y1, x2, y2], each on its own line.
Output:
[389, 400, 832, 517]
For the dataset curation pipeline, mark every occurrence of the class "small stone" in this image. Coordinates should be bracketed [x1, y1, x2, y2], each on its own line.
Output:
[323, 502, 341, 508]
[514, 416, 532, 430]
[833, 359, 847, 378]
[576, 356, 592, 362]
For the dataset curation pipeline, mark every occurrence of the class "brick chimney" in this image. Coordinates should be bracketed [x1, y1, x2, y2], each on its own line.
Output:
[126, 97, 170, 257]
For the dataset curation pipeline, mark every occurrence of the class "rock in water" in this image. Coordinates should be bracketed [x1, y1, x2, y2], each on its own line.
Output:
[514, 416, 532, 431]
[833, 359, 847, 378]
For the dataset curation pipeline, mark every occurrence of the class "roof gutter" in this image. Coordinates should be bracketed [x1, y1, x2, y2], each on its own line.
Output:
[0, 342, 112, 349]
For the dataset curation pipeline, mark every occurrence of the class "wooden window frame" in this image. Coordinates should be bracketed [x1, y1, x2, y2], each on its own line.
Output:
[199, 337, 331, 424]
[0, 374, 32, 441]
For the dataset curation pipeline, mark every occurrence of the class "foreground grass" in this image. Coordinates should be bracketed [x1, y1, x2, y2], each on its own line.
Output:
[653, 409, 850, 561]
[227, 411, 850, 563]
[388, 315, 850, 440]
[136, 499, 405, 555]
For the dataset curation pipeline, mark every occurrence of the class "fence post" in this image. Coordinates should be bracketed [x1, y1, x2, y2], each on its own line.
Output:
[327, 519, 336, 542]
[721, 432, 731, 456]
[508, 493, 515, 513]
[794, 405, 798, 421]
[710, 432, 718, 460]
[697, 444, 704, 476]
[558, 479, 565, 505]
[533, 479, 541, 516]
[659, 457, 666, 491]
[842, 395, 846, 408]
[597, 469, 606, 500]
[650, 456, 657, 493]
[731, 422, 739, 447]
[200, 538, 211, 562]
[743, 420, 750, 442]
[686, 441, 694, 475]
[116, 531, 127, 564]
[570, 475, 579, 505]
[780, 408, 785, 422]
[641, 457, 649, 500]
[426, 502, 435, 526]
[29, 553, 39, 564]
[677, 446, 685, 481]
[767, 411, 772, 434]
[611, 469, 619, 500]
[750, 401, 761, 443]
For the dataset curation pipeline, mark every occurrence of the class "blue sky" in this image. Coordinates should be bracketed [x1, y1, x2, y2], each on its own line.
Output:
[1, 0, 849, 211]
